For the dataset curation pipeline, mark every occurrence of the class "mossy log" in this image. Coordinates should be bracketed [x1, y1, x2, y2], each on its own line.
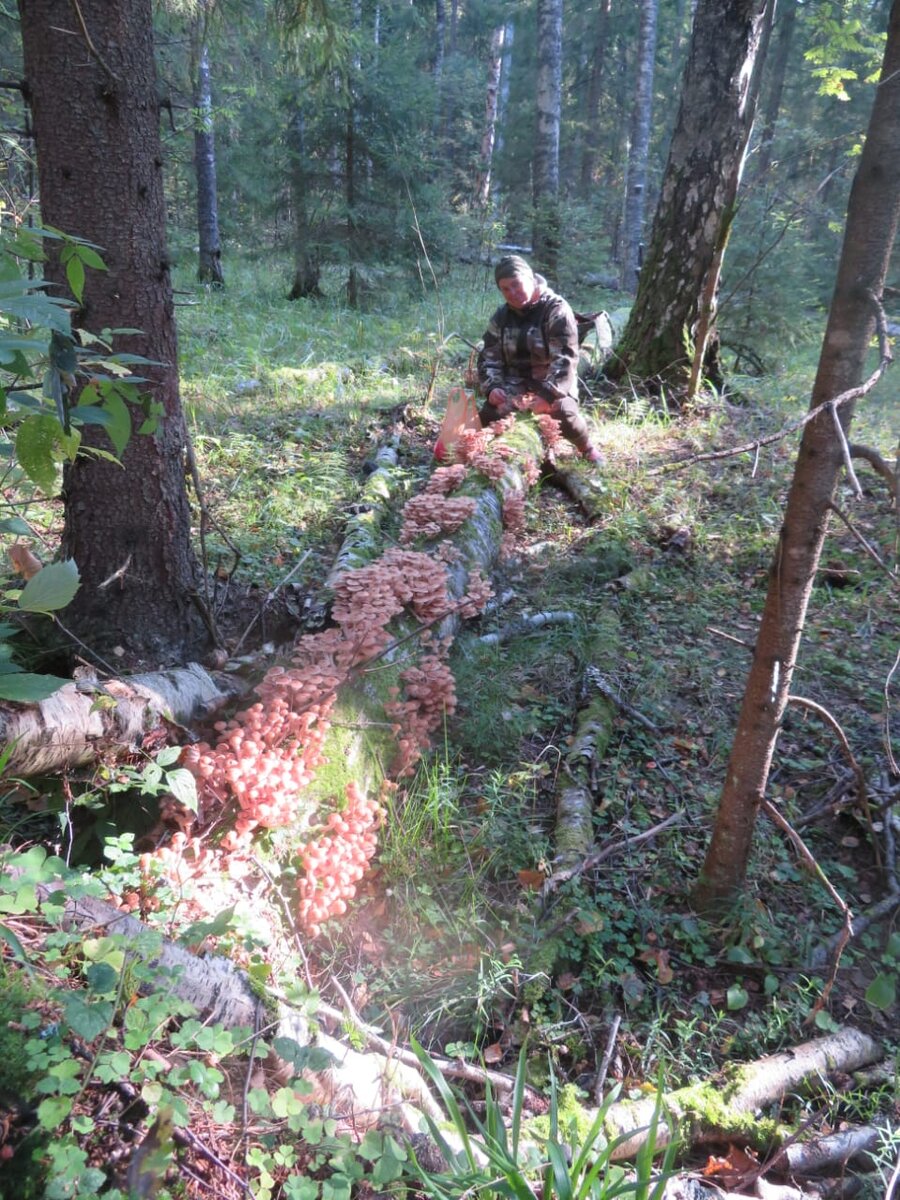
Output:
[302, 420, 544, 812]
[546, 461, 607, 522]
[552, 618, 620, 870]
[39, 886, 443, 1133]
[324, 441, 405, 586]
[0, 663, 231, 777]
[602, 1027, 883, 1160]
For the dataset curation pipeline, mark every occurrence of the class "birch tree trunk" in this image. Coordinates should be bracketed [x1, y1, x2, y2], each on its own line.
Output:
[620, 0, 658, 293]
[533, 0, 563, 281]
[695, 0, 900, 907]
[192, 27, 224, 287]
[607, 0, 774, 393]
[474, 25, 505, 210]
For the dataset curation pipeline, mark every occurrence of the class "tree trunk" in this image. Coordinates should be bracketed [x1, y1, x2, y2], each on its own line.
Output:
[607, 0, 773, 392]
[192, 30, 224, 287]
[578, 0, 611, 198]
[751, 0, 797, 184]
[495, 19, 514, 159]
[532, 0, 563, 281]
[695, 0, 900, 907]
[620, 0, 658, 293]
[18, 0, 208, 667]
[474, 25, 505, 210]
[287, 104, 322, 300]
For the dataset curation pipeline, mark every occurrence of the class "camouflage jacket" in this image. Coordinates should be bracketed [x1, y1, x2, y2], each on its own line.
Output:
[476, 277, 579, 404]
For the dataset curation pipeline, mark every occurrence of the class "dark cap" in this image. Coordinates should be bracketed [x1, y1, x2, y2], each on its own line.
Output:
[494, 254, 533, 283]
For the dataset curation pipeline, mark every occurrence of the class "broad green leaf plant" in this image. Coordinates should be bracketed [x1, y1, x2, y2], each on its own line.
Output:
[0, 219, 159, 700]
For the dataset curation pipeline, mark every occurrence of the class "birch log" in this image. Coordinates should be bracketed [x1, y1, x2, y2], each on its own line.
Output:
[604, 1027, 883, 1160]
[0, 663, 230, 777]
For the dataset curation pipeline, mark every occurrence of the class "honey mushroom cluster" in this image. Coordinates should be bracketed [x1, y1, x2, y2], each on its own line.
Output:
[386, 642, 457, 776]
[399, 493, 477, 543]
[501, 495, 527, 558]
[157, 420, 525, 939]
[297, 780, 382, 937]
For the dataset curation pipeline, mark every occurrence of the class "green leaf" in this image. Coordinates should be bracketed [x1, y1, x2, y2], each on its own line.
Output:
[155, 744, 182, 767]
[0, 516, 33, 536]
[37, 1095, 72, 1130]
[166, 767, 198, 812]
[85, 961, 119, 995]
[0, 672, 70, 701]
[18, 559, 80, 613]
[864, 973, 896, 1011]
[65, 254, 85, 303]
[0, 921, 33, 972]
[101, 388, 133, 456]
[62, 992, 113, 1042]
[76, 245, 106, 271]
[16, 413, 61, 494]
[726, 984, 748, 1010]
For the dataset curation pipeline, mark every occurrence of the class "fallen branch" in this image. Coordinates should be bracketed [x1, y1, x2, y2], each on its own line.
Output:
[849, 442, 898, 492]
[478, 610, 576, 645]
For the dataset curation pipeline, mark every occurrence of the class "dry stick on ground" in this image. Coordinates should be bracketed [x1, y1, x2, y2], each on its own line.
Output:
[478, 610, 576, 645]
[652, 292, 892, 476]
[884, 645, 900, 776]
[810, 891, 900, 971]
[594, 1012, 622, 1104]
[787, 693, 877, 864]
[544, 810, 683, 892]
[584, 667, 662, 732]
[760, 798, 852, 1020]
[827, 502, 899, 585]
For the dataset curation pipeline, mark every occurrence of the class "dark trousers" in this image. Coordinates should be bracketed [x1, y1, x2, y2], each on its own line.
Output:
[479, 393, 592, 453]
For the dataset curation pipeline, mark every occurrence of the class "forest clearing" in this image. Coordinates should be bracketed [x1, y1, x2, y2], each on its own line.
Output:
[1, 1, 899, 1198]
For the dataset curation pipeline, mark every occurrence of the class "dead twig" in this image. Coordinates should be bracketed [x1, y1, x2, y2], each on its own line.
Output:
[761, 798, 852, 1020]
[544, 810, 683, 891]
[885, 645, 900, 777]
[584, 667, 661, 732]
[787, 694, 876, 865]
[594, 1012, 622, 1104]
[707, 625, 755, 651]
[654, 291, 892, 476]
[828, 502, 899, 585]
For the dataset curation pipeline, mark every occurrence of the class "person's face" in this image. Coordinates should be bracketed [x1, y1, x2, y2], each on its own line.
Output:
[498, 270, 538, 310]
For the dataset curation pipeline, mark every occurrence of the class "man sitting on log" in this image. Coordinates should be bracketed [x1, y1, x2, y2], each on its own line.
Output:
[476, 255, 603, 465]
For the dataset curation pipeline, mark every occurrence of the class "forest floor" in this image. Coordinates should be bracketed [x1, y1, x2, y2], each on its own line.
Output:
[1, 258, 898, 1197]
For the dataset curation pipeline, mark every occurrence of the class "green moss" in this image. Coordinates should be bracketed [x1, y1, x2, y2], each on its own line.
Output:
[527, 1083, 597, 1144]
[663, 1081, 784, 1148]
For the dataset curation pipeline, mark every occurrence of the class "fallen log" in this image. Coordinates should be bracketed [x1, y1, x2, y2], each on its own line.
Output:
[603, 1027, 883, 1160]
[325, 440, 405, 587]
[10, 868, 889, 1167]
[551, 619, 620, 871]
[0, 663, 231, 777]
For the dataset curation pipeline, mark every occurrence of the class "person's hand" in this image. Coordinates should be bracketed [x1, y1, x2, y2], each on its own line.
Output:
[488, 387, 508, 410]
[520, 392, 554, 415]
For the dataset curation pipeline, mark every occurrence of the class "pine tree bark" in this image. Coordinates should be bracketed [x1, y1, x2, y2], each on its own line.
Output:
[533, 0, 563, 280]
[607, 0, 773, 392]
[18, 0, 208, 666]
[620, 0, 658, 293]
[287, 105, 322, 300]
[695, 0, 900, 907]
